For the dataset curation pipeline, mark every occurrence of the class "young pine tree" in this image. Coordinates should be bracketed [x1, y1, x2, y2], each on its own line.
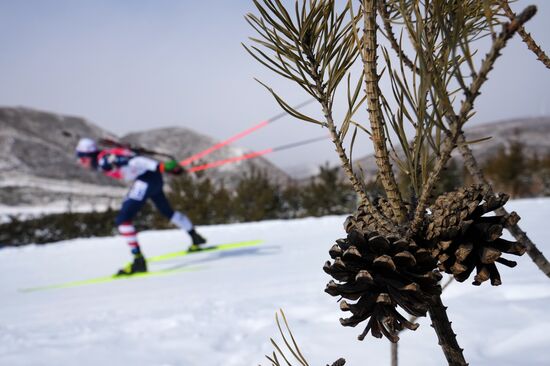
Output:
[245, 1, 545, 364]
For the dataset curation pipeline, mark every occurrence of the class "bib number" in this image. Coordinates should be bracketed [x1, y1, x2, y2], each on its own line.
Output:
[128, 180, 148, 201]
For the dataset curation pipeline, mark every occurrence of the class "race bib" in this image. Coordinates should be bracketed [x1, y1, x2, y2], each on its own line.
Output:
[127, 180, 149, 201]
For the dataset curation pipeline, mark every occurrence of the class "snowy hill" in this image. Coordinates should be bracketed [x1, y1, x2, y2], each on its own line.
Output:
[0, 107, 290, 213]
[0, 198, 549, 365]
[0, 107, 127, 208]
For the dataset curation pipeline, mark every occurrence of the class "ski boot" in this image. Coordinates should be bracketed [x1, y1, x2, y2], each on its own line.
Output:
[188, 229, 207, 252]
[116, 254, 147, 276]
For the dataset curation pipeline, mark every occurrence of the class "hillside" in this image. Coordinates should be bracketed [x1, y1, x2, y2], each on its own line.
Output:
[0, 107, 290, 211]
[0, 107, 126, 208]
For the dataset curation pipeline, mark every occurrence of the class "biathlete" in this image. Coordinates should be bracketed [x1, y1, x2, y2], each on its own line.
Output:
[75, 137, 206, 275]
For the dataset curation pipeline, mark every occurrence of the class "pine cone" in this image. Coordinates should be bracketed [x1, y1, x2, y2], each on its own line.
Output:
[344, 198, 398, 237]
[324, 228, 442, 343]
[426, 185, 525, 286]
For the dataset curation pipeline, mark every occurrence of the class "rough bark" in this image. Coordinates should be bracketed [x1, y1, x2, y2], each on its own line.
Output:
[362, 0, 407, 223]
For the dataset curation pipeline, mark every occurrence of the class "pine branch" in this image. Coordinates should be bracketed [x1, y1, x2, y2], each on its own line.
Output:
[247, 0, 396, 231]
[301, 31, 382, 224]
[362, 0, 407, 224]
[400, 1, 549, 277]
[457, 134, 550, 278]
[391, 341, 398, 366]
[328, 359, 346, 366]
[500, 1, 550, 69]
[409, 5, 538, 234]
[265, 309, 309, 366]
[377, 0, 416, 73]
[312, 58, 395, 231]
[265, 309, 348, 366]
[428, 294, 468, 366]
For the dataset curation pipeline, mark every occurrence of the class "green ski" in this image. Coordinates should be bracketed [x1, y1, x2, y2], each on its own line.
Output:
[21, 265, 204, 292]
[20, 239, 263, 292]
[145, 239, 264, 263]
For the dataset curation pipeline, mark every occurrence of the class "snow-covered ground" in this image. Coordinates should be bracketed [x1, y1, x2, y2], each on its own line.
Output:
[0, 198, 549, 365]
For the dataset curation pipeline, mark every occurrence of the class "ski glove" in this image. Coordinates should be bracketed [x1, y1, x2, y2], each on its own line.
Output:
[160, 159, 184, 175]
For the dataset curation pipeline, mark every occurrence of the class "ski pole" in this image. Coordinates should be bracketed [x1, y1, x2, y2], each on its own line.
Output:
[187, 135, 328, 173]
[62, 130, 176, 160]
[99, 138, 176, 159]
[179, 99, 315, 167]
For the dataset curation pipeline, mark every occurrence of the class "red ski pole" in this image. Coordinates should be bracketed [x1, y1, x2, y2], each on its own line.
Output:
[179, 99, 314, 167]
[188, 135, 328, 173]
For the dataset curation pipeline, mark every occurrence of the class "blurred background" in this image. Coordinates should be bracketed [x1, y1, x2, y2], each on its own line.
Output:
[0, 0, 548, 170]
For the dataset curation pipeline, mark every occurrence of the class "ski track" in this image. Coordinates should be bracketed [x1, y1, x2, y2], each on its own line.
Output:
[0, 199, 549, 365]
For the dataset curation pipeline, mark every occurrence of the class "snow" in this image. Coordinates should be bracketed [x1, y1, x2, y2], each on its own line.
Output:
[0, 198, 549, 365]
[0, 174, 127, 197]
[0, 202, 116, 221]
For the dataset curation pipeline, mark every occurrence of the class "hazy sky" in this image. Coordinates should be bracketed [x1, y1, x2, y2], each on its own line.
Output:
[0, 1, 549, 171]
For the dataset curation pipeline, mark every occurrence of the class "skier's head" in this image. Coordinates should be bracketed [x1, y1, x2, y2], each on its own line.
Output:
[75, 137, 99, 169]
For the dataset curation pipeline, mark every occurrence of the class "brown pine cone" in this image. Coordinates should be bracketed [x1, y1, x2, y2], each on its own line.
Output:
[324, 228, 442, 343]
[344, 198, 401, 236]
[426, 185, 525, 286]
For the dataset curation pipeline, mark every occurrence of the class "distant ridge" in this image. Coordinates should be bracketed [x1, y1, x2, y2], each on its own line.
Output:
[348, 116, 550, 181]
